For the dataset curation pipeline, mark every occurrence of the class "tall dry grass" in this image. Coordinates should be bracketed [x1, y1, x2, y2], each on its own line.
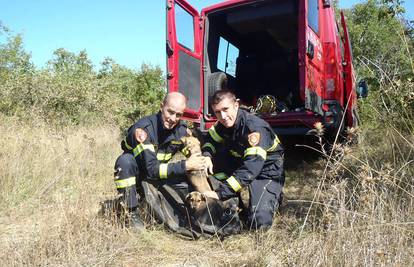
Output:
[0, 108, 412, 266]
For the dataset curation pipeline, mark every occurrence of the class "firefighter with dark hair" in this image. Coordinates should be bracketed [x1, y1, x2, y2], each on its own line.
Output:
[202, 90, 285, 230]
[114, 92, 207, 230]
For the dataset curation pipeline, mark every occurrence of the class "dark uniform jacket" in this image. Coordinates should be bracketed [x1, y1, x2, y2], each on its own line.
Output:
[121, 112, 189, 181]
[202, 109, 284, 199]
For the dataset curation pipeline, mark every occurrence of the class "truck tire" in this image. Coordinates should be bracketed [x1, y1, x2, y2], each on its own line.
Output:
[208, 72, 227, 97]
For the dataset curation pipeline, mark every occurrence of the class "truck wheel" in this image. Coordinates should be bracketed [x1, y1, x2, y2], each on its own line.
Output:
[208, 72, 227, 97]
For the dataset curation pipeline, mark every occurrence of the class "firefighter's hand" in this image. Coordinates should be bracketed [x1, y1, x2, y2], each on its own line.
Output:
[203, 156, 213, 176]
[185, 155, 206, 171]
[202, 190, 219, 200]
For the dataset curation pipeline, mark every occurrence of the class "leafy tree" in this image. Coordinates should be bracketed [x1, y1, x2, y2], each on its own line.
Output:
[345, 0, 413, 86]
[344, 0, 413, 131]
[0, 23, 35, 115]
[0, 24, 165, 127]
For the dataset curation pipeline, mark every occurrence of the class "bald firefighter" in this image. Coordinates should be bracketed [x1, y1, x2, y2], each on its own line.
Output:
[114, 92, 207, 230]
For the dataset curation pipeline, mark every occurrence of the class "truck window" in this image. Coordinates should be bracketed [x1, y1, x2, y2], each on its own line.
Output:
[175, 3, 194, 51]
[217, 37, 239, 77]
[308, 0, 319, 34]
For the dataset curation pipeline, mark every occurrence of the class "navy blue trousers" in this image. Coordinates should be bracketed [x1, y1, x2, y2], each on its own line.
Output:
[114, 153, 189, 209]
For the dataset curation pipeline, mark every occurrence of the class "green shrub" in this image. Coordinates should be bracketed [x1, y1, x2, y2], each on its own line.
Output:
[0, 26, 164, 128]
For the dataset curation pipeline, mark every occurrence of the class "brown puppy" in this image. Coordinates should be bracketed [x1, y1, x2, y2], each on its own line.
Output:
[181, 135, 212, 193]
[181, 134, 251, 211]
[180, 134, 215, 212]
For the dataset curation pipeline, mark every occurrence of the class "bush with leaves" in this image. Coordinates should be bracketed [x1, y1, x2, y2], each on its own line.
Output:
[344, 0, 413, 132]
[0, 25, 165, 128]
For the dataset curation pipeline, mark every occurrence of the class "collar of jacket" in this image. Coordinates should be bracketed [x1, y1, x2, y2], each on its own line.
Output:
[232, 108, 248, 140]
[234, 108, 244, 129]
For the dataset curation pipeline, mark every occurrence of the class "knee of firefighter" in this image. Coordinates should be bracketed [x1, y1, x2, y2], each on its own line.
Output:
[114, 153, 139, 179]
[248, 208, 274, 228]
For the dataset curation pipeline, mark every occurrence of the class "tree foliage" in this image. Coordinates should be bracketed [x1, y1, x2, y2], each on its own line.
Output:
[345, 0, 413, 84]
[0, 25, 164, 128]
[0, 0, 413, 131]
[343, 0, 413, 131]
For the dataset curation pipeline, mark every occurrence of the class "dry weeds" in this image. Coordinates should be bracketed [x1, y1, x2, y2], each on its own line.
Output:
[0, 114, 412, 266]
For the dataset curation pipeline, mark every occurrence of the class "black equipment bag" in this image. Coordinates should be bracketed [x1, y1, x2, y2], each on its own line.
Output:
[140, 181, 241, 239]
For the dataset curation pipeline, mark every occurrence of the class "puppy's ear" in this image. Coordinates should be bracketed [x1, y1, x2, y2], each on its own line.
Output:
[185, 193, 192, 202]
[186, 128, 193, 137]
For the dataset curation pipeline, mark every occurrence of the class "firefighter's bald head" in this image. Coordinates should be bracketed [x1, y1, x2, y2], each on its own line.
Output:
[160, 92, 187, 129]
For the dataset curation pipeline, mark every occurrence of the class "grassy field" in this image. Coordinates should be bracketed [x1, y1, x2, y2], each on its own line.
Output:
[0, 1, 412, 264]
[0, 113, 412, 266]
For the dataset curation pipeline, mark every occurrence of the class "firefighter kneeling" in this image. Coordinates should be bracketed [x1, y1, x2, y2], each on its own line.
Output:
[113, 92, 207, 231]
[202, 90, 285, 230]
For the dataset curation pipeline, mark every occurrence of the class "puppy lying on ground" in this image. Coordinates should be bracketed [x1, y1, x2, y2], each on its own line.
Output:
[185, 190, 241, 236]
[185, 190, 214, 212]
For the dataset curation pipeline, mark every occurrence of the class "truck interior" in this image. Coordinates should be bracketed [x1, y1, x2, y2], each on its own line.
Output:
[204, 0, 301, 113]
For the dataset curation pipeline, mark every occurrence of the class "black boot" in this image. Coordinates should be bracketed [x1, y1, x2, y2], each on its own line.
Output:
[128, 209, 145, 231]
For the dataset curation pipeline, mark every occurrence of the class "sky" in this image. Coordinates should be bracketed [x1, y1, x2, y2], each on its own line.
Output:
[0, 0, 413, 71]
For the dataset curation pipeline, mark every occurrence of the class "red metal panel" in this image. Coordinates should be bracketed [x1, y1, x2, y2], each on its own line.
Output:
[340, 11, 357, 128]
[166, 0, 204, 122]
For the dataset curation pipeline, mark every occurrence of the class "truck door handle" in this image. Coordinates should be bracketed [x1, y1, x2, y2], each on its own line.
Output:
[166, 40, 174, 57]
[306, 40, 314, 59]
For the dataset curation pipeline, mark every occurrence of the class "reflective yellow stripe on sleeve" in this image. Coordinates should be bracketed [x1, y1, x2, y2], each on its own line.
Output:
[202, 142, 216, 154]
[133, 143, 155, 157]
[208, 125, 224, 143]
[159, 163, 168, 179]
[114, 177, 136, 189]
[244, 146, 267, 160]
[226, 176, 242, 192]
[267, 136, 280, 152]
[157, 152, 172, 162]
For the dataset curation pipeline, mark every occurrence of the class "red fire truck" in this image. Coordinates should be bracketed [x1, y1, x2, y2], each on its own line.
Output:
[166, 0, 367, 137]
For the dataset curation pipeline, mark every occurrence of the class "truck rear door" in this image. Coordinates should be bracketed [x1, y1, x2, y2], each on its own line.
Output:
[166, 0, 203, 122]
[340, 11, 357, 127]
[303, 0, 324, 116]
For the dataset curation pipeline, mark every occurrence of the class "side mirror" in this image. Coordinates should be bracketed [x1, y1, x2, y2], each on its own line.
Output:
[357, 79, 369, 98]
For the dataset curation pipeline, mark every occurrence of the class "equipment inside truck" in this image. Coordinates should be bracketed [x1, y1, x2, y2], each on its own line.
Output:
[205, 0, 301, 113]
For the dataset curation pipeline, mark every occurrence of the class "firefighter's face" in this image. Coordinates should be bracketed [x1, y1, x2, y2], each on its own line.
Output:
[212, 97, 239, 128]
[160, 94, 186, 129]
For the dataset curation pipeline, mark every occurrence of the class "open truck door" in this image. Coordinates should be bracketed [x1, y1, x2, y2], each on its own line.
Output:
[303, 0, 324, 117]
[166, 0, 203, 123]
[340, 11, 357, 128]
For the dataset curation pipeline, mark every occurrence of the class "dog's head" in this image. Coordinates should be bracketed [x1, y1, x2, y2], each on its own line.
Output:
[180, 135, 201, 156]
[185, 191, 206, 211]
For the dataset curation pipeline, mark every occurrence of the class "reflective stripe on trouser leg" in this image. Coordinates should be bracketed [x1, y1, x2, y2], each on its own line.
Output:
[115, 177, 136, 189]
[246, 178, 283, 230]
[114, 152, 140, 209]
